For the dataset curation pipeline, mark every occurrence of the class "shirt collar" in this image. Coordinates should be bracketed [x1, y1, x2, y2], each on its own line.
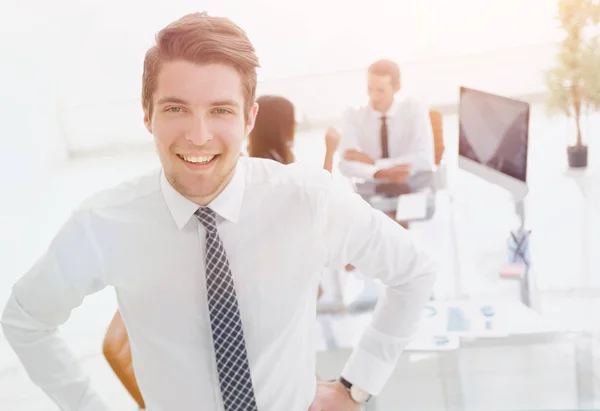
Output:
[160, 160, 246, 230]
[369, 93, 404, 119]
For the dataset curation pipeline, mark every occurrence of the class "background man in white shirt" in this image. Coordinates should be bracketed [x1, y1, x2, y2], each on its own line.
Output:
[339, 59, 435, 184]
[1, 12, 436, 411]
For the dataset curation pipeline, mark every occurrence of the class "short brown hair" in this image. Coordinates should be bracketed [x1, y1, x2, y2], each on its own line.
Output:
[368, 59, 400, 90]
[142, 12, 260, 118]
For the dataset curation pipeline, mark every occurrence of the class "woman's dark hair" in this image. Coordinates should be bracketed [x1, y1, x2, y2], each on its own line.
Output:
[247, 95, 295, 164]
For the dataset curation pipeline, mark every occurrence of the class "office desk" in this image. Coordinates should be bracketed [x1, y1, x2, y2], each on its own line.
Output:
[316, 302, 598, 411]
[353, 171, 436, 224]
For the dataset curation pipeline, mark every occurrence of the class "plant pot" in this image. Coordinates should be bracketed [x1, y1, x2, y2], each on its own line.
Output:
[567, 145, 588, 168]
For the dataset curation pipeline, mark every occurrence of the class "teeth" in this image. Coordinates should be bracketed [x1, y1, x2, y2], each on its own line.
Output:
[181, 155, 215, 164]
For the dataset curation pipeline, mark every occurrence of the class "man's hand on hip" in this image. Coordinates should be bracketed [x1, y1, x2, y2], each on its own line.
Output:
[308, 380, 361, 411]
[343, 149, 375, 165]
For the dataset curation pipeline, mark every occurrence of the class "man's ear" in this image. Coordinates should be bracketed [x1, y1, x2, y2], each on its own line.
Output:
[143, 109, 152, 134]
[245, 102, 259, 136]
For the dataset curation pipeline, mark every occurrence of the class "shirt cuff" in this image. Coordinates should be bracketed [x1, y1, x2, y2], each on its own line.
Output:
[340, 348, 396, 396]
[363, 164, 379, 180]
[339, 160, 379, 181]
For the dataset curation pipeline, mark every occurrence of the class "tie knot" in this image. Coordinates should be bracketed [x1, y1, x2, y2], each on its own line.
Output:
[195, 207, 217, 233]
[381, 115, 387, 123]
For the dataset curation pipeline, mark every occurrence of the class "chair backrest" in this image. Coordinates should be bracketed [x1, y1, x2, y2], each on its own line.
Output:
[429, 110, 444, 165]
[103, 311, 145, 409]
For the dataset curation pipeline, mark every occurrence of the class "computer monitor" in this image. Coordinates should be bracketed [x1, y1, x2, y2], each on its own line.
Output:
[458, 86, 530, 201]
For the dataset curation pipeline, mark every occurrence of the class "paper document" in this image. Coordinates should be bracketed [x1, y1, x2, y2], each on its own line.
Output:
[395, 191, 429, 221]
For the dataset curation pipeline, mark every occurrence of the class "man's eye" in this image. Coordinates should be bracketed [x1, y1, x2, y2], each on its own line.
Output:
[213, 108, 232, 115]
[166, 107, 183, 113]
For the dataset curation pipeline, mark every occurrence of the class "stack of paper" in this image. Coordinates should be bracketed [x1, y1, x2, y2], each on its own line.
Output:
[395, 191, 429, 221]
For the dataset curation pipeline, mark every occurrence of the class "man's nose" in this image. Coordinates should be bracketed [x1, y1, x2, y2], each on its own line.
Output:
[185, 115, 212, 146]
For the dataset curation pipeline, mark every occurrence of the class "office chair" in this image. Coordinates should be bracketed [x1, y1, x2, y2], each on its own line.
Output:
[103, 311, 145, 410]
[429, 110, 447, 191]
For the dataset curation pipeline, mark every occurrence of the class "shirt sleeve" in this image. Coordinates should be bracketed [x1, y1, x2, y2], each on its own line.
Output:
[337, 108, 379, 180]
[1, 210, 110, 411]
[320, 176, 437, 395]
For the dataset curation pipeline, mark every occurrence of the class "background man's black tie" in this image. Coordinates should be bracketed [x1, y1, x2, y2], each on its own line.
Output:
[381, 115, 389, 159]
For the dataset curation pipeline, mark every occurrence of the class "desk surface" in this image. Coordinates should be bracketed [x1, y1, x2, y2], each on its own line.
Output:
[316, 301, 598, 411]
[354, 180, 436, 223]
[317, 300, 558, 352]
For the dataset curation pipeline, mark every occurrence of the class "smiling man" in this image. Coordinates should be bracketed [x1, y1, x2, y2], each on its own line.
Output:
[146, 60, 255, 206]
[1, 12, 436, 411]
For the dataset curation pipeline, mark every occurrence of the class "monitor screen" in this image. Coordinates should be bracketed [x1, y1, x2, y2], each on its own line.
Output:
[458, 87, 530, 183]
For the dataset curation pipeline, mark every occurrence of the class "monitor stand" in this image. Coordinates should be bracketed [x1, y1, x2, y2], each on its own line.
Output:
[509, 199, 538, 311]
[448, 189, 538, 311]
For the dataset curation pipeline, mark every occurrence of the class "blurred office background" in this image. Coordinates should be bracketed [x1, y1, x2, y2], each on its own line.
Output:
[1, 0, 600, 409]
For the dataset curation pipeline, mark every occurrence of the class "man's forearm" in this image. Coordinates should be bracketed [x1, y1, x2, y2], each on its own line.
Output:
[340, 263, 435, 395]
[2, 295, 109, 411]
[322, 172, 437, 397]
[323, 150, 335, 173]
[337, 159, 378, 180]
[376, 152, 434, 174]
[335, 210, 436, 396]
[375, 155, 414, 171]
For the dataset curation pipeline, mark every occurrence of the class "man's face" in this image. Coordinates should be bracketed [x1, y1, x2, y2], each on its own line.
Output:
[144, 61, 258, 205]
[367, 73, 396, 113]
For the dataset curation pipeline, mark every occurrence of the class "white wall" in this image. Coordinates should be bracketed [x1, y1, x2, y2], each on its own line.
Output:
[11, 0, 561, 155]
[61, 42, 558, 154]
[259, 43, 557, 125]
[0, 2, 68, 193]
[0, 3, 70, 368]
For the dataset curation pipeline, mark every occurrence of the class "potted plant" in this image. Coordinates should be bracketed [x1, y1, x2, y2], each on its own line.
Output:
[545, 0, 600, 168]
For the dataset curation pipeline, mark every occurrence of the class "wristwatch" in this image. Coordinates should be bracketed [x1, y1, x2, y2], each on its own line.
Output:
[339, 377, 372, 404]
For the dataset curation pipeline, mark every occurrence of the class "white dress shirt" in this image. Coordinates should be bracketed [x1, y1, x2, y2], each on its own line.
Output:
[1, 156, 436, 411]
[338, 94, 435, 180]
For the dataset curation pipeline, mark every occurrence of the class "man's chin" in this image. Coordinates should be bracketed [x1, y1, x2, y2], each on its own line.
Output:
[171, 168, 236, 205]
[177, 180, 222, 204]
